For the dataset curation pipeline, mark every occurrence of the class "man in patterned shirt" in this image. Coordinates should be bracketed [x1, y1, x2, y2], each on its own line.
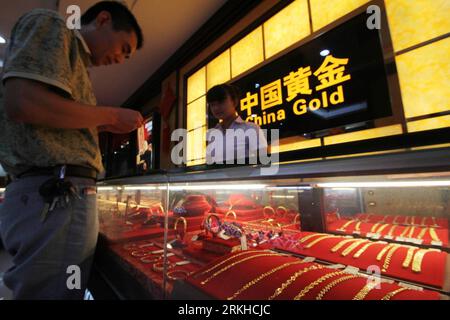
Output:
[0, 1, 144, 299]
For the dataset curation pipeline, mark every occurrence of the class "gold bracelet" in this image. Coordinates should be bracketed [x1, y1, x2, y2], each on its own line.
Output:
[140, 255, 163, 264]
[429, 228, 441, 242]
[376, 244, 393, 261]
[392, 215, 400, 225]
[227, 260, 306, 300]
[412, 248, 440, 273]
[337, 220, 355, 232]
[399, 226, 410, 238]
[375, 224, 390, 234]
[316, 275, 359, 300]
[225, 210, 237, 220]
[267, 265, 324, 300]
[417, 227, 428, 240]
[402, 247, 417, 268]
[152, 261, 174, 273]
[382, 245, 402, 272]
[330, 238, 357, 253]
[353, 242, 379, 258]
[174, 216, 187, 233]
[370, 223, 381, 233]
[294, 271, 344, 300]
[387, 225, 397, 237]
[305, 235, 338, 249]
[200, 253, 281, 285]
[167, 270, 191, 281]
[299, 233, 325, 244]
[293, 213, 301, 224]
[381, 288, 409, 300]
[277, 206, 288, 217]
[341, 239, 369, 257]
[354, 221, 361, 231]
[263, 206, 275, 218]
[411, 216, 415, 226]
[197, 250, 267, 277]
[407, 226, 416, 238]
[420, 216, 427, 227]
[431, 217, 438, 227]
[353, 282, 378, 300]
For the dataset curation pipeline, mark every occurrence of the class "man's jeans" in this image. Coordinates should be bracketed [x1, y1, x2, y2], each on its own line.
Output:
[0, 175, 98, 300]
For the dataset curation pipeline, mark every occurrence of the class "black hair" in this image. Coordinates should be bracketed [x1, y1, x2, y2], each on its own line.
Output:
[206, 84, 241, 106]
[81, 1, 143, 50]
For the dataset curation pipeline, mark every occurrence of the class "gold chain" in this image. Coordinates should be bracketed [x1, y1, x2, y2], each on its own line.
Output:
[411, 216, 415, 225]
[355, 221, 361, 231]
[315, 275, 359, 300]
[417, 227, 428, 240]
[353, 242, 379, 258]
[330, 238, 356, 253]
[305, 235, 338, 249]
[353, 282, 378, 300]
[338, 220, 355, 231]
[370, 223, 381, 233]
[402, 247, 417, 268]
[226, 261, 305, 300]
[407, 226, 416, 238]
[382, 245, 402, 272]
[200, 253, 281, 285]
[376, 244, 393, 261]
[392, 215, 400, 225]
[267, 265, 324, 300]
[381, 288, 409, 300]
[387, 225, 397, 237]
[341, 239, 368, 257]
[420, 217, 427, 226]
[412, 248, 440, 273]
[294, 271, 344, 300]
[429, 228, 441, 242]
[376, 223, 390, 234]
[399, 226, 410, 238]
[298, 233, 324, 244]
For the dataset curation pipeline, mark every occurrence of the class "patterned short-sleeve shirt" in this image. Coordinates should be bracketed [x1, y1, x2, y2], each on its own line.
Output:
[0, 8, 103, 176]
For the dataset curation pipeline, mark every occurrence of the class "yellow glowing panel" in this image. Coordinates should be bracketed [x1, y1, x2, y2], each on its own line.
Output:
[396, 38, 450, 119]
[263, 0, 310, 59]
[385, 0, 450, 52]
[310, 0, 369, 31]
[186, 126, 206, 163]
[407, 115, 450, 133]
[231, 27, 264, 78]
[187, 97, 206, 131]
[325, 149, 407, 160]
[207, 50, 231, 90]
[324, 125, 403, 145]
[411, 143, 450, 151]
[187, 67, 206, 103]
[271, 138, 321, 153]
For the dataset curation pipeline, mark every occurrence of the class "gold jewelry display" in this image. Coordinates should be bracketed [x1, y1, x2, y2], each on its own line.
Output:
[417, 227, 428, 240]
[276, 206, 288, 217]
[412, 248, 440, 273]
[267, 265, 324, 300]
[263, 206, 276, 218]
[298, 233, 325, 244]
[382, 245, 401, 272]
[337, 220, 355, 232]
[226, 260, 306, 300]
[294, 271, 344, 300]
[341, 239, 368, 257]
[370, 223, 381, 233]
[429, 228, 441, 242]
[200, 253, 281, 285]
[315, 275, 358, 300]
[305, 235, 338, 249]
[375, 224, 390, 234]
[330, 238, 356, 253]
[353, 282, 378, 300]
[402, 247, 417, 268]
[381, 288, 409, 300]
[407, 226, 416, 238]
[353, 242, 379, 258]
[197, 250, 267, 277]
[376, 244, 393, 261]
[167, 270, 191, 281]
[225, 210, 237, 220]
[387, 225, 397, 237]
[399, 226, 411, 238]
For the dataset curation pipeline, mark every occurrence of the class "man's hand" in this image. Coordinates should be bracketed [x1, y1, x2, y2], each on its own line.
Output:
[99, 108, 144, 133]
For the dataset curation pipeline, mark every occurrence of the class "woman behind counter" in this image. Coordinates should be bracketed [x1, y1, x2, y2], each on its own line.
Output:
[206, 84, 267, 164]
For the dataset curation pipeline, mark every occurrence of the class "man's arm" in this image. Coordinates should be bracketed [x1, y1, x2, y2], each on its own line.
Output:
[4, 78, 143, 132]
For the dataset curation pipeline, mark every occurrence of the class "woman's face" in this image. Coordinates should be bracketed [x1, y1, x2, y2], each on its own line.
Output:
[209, 95, 237, 121]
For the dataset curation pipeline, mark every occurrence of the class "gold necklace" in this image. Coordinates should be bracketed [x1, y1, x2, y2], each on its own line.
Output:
[387, 225, 397, 237]
[382, 245, 402, 272]
[200, 253, 282, 285]
[429, 228, 441, 242]
[338, 220, 355, 232]
[412, 248, 440, 273]
[341, 239, 369, 257]
[370, 223, 381, 233]
[305, 235, 338, 249]
[267, 265, 324, 300]
[355, 221, 362, 231]
[399, 226, 411, 238]
[392, 215, 400, 225]
[376, 244, 393, 261]
[298, 233, 325, 244]
[407, 226, 416, 238]
[330, 238, 357, 253]
[417, 227, 428, 240]
[411, 216, 415, 225]
[227, 260, 306, 300]
[353, 242, 379, 258]
[315, 275, 359, 300]
[420, 217, 427, 226]
[381, 288, 409, 300]
[294, 271, 344, 300]
[353, 281, 378, 300]
[402, 247, 418, 268]
[375, 223, 390, 234]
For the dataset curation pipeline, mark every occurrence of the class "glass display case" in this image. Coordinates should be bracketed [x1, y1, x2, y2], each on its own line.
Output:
[95, 149, 450, 300]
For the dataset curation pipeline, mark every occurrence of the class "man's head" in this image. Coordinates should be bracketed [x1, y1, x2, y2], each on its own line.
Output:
[81, 1, 143, 66]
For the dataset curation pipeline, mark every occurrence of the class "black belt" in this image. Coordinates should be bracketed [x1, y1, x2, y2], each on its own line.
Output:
[17, 165, 98, 181]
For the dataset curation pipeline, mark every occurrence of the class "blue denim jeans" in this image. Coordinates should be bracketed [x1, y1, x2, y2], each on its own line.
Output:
[0, 175, 98, 300]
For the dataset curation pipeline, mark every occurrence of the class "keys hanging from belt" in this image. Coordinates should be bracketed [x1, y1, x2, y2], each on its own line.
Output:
[39, 165, 81, 223]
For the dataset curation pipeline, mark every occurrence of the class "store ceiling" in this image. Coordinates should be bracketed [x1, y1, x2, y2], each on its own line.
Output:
[0, 0, 227, 106]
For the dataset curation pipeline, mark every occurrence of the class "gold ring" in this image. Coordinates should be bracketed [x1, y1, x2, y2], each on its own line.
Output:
[152, 262, 174, 273]
[167, 270, 191, 281]
[225, 210, 237, 220]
